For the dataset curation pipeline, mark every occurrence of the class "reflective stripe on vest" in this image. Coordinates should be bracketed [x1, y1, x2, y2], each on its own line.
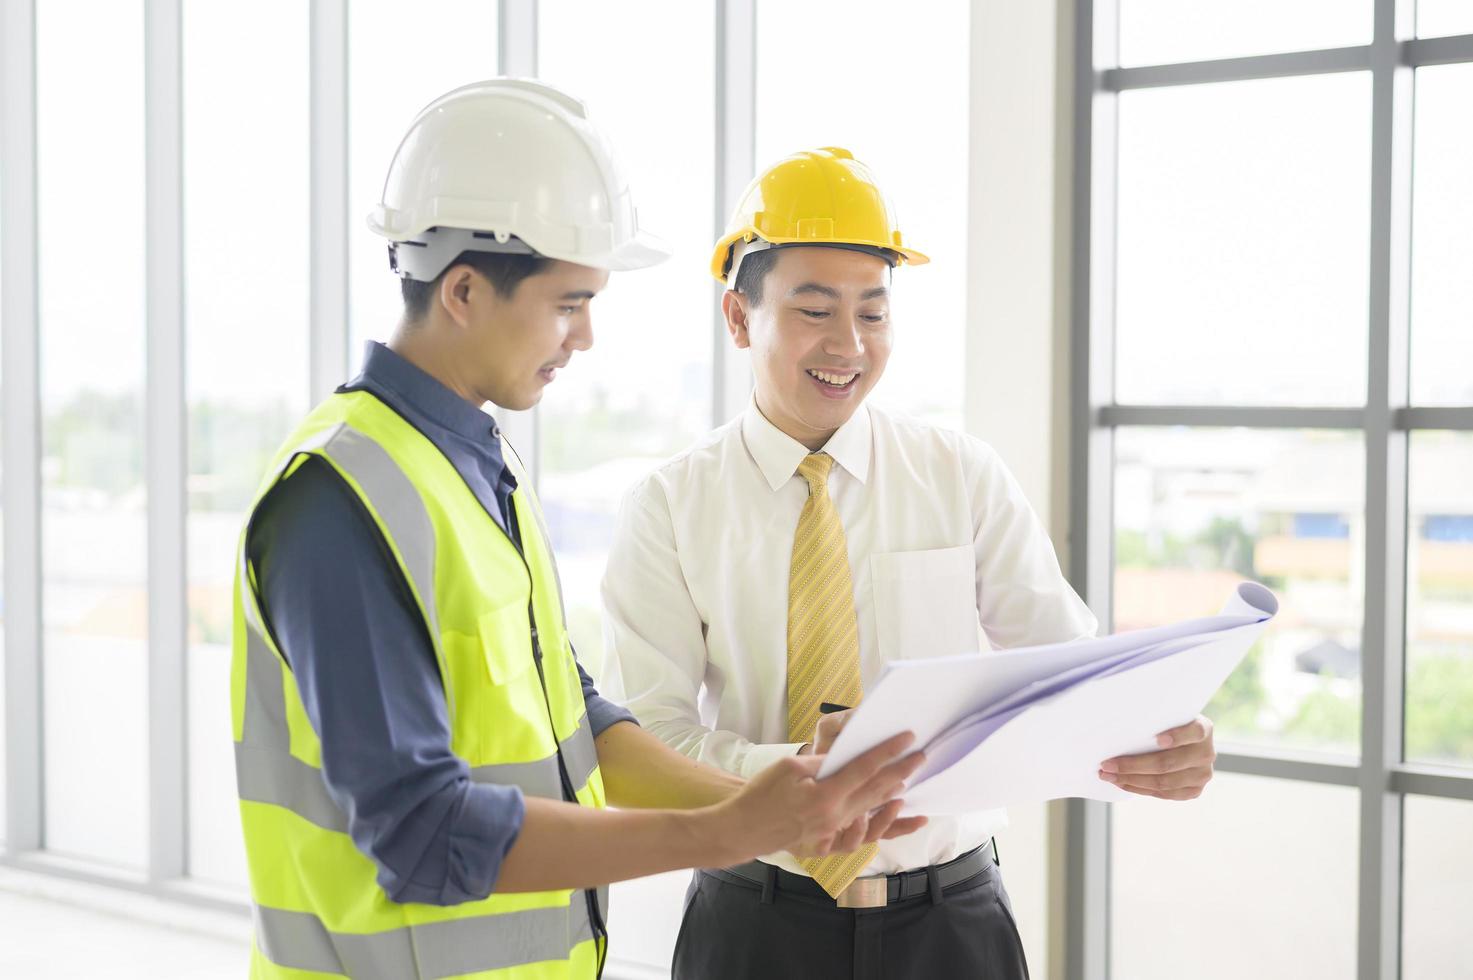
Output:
[254, 902, 597, 980]
[308, 422, 446, 672]
[234, 608, 600, 834]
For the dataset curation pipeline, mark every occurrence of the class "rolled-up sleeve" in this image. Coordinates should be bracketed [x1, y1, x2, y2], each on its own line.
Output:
[248, 457, 525, 906]
[602, 479, 805, 778]
[576, 660, 637, 736]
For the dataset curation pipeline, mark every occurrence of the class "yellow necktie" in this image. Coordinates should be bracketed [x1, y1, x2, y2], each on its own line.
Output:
[787, 452, 876, 898]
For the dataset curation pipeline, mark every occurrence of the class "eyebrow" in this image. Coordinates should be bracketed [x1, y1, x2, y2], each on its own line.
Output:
[559, 290, 597, 300]
[787, 282, 841, 300]
[786, 282, 889, 302]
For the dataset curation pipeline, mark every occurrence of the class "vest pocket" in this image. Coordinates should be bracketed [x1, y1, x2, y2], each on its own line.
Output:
[440, 602, 548, 767]
[478, 602, 536, 686]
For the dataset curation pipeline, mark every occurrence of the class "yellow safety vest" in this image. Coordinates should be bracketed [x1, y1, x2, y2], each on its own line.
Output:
[231, 389, 607, 979]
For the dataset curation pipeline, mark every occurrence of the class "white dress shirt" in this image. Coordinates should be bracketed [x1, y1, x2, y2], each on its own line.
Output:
[601, 400, 1098, 876]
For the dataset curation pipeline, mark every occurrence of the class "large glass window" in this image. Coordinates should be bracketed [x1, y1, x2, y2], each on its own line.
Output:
[755, 0, 968, 430]
[37, 0, 148, 869]
[1410, 64, 1473, 406]
[1115, 73, 1372, 406]
[1417, 1, 1473, 39]
[1111, 774, 1360, 980]
[1118, 0, 1371, 67]
[1402, 795, 1473, 978]
[183, 0, 310, 888]
[1406, 432, 1473, 769]
[1114, 428, 1365, 756]
[535, 0, 717, 683]
[347, 2, 497, 368]
[1087, 2, 1473, 976]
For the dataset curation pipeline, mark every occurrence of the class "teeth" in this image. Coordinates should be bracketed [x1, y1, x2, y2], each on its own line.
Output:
[808, 369, 857, 386]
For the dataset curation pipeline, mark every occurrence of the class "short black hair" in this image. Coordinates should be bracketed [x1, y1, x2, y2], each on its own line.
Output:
[731, 247, 781, 306]
[400, 250, 551, 320]
[731, 245, 896, 307]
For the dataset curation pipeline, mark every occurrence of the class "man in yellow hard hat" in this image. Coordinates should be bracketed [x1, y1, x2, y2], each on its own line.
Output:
[602, 148, 1218, 978]
[232, 90, 926, 980]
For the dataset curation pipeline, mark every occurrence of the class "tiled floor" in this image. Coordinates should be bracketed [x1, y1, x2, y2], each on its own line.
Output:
[0, 871, 250, 979]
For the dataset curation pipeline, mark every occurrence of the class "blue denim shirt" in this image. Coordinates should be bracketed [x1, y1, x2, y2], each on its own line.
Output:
[246, 341, 635, 905]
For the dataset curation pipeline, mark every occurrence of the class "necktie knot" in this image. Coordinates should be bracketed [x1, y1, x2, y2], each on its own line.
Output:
[796, 452, 835, 494]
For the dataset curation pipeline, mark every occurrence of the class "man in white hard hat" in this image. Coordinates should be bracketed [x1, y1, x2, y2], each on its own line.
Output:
[602, 147, 1218, 979]
[231, 84, 925, 980]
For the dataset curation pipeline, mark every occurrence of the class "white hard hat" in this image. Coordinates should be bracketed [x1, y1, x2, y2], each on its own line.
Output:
[367, 78, 671, 281]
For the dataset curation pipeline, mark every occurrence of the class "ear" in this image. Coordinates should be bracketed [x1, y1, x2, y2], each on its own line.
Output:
[722, 289, 752, 350]
[437, 265, 478, 329]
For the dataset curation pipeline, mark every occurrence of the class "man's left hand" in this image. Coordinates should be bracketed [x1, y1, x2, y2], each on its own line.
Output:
[1098, 715, 1216, 801]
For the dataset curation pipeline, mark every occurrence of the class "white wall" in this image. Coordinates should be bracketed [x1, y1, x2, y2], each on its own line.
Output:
[966, 2, 1079, 978]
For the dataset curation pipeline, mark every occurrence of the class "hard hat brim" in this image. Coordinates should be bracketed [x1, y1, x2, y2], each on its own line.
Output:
[710, 231, 930, 283]
[372, 216, 673, 277]
[567, 229, 672, 272]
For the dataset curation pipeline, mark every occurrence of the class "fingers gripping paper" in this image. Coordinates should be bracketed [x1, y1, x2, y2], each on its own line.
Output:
[816, 583, 1278, 815]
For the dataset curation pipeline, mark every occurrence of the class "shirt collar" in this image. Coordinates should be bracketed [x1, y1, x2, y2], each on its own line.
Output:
[741, 397, 873, 492]
[351, 341, 501, 444]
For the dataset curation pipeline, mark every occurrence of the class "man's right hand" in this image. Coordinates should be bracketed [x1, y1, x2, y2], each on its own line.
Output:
[706, 732, 925, 864]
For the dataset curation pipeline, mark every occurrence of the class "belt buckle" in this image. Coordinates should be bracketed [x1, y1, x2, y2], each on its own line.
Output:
[835, 875, 888, 909]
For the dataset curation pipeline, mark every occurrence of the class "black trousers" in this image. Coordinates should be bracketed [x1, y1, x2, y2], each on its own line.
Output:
[671, 857, 1030, 980]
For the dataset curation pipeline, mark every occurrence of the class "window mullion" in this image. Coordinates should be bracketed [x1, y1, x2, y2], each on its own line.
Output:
[1069, 0, 1118, 977]
[494, 0, 540, 483]
[144, 0, 187, 884]
[712, 0, 755, 427]
[309, 0, 349, 405]
[1357, 0, 1416, 978]
[1, 0, 43, 858]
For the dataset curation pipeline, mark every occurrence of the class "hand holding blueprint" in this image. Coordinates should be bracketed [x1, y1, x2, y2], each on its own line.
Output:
[816, 582, 1278, 815]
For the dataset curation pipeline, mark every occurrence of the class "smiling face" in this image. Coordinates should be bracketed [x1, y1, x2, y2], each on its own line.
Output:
[439, 257, 610, 411]
[723, 246, 893, 449]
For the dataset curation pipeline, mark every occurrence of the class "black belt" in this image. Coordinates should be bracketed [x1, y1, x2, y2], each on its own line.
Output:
[710, 841, 994, 909]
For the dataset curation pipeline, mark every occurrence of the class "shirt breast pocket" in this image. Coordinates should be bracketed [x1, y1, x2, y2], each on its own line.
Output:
[870, 545, 982, 664]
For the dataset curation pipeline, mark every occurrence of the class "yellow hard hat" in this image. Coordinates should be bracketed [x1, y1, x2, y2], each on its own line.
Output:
[710, 147, 929, 284]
